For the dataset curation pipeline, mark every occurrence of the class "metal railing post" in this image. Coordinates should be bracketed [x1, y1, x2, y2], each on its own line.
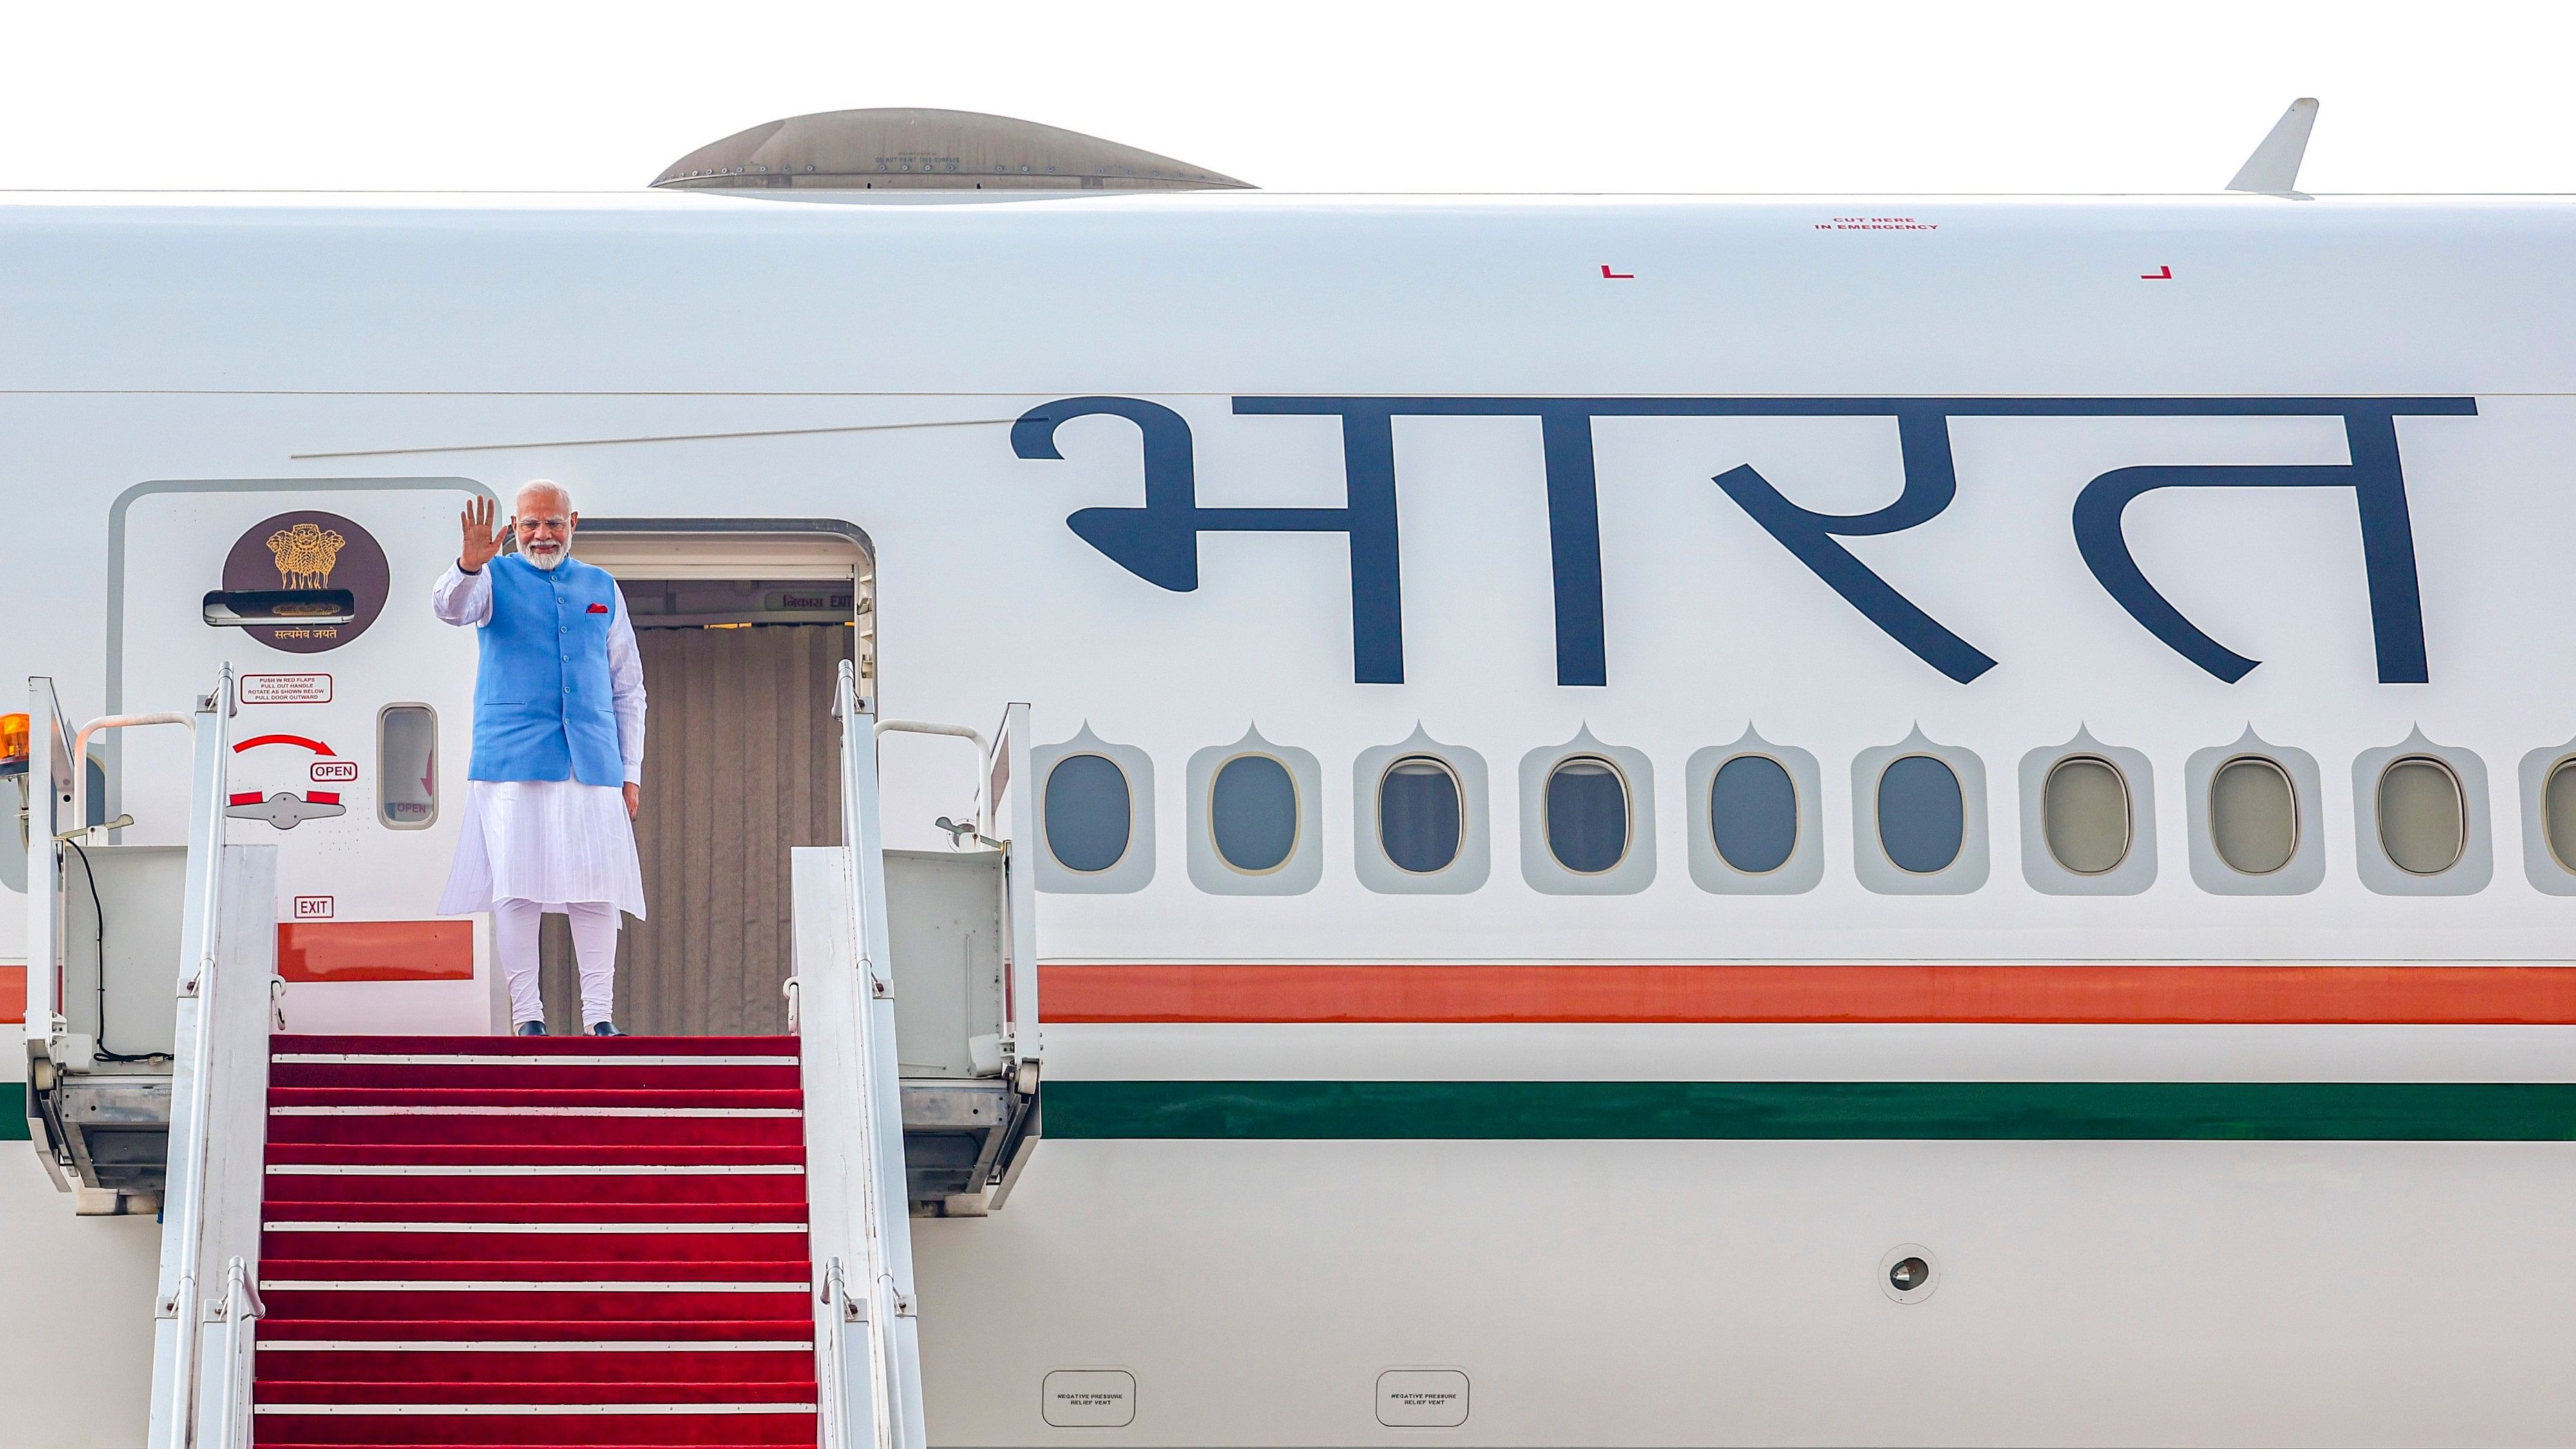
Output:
[992, 702, 1040, 1072]
[24, 680, 64, 1056]
[832, 661, 927, 1449]
[146, 666, 234, 1449]
[201, 1256, 263, 1449]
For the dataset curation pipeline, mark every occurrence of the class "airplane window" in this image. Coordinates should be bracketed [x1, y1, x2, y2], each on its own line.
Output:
[1545, 756, 1629, 874]
[1378, 756, 1462, 874]
[2210, 756, 2298, 874]
[376, 704, 438, 829]
[2547, 759, 2576, 874]
[1211, 754, 1299, 873]
[1876, 754, 1963, 874]
[1709, 754, 1797, 874]
[2042, 755, 2131, 874]
[2377, 756, 2466, 875]
[1044, 753, 1131, 873]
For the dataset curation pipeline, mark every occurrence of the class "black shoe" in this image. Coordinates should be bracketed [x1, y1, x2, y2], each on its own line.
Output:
[516, 1021, 547, 1036]
[589, 1021, 624, 1037]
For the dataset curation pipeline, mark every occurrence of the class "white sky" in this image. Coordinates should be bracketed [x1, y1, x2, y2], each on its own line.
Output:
[0, 0, 2568, 195]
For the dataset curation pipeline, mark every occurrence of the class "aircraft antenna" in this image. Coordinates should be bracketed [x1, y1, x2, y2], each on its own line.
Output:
[2226, 97, 2319, 198]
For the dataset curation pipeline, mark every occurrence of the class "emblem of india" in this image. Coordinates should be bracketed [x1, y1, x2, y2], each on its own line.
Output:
[266, 522, 347, 588]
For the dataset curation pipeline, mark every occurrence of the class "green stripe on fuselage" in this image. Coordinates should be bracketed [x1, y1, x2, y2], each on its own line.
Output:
[1, 1083, 26, 1140]
[1047, 1080, 2576, 1141]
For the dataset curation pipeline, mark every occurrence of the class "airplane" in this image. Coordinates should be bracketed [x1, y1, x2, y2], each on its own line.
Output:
[3, 97, 2573, 1449]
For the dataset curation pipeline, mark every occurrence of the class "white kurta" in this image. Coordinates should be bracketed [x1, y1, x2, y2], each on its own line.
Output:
[431, 560, 649, 919]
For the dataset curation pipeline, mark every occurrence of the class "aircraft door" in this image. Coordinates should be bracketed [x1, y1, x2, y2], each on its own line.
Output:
[115, 481, 491, 1033]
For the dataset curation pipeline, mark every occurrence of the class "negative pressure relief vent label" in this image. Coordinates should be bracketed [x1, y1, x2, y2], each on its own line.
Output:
[1377, 1369, 1470, 1427]
[1044, 1369, 1136, 1427]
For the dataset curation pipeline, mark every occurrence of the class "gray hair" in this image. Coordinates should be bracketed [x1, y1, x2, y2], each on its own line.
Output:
[515, 479, 575, 515]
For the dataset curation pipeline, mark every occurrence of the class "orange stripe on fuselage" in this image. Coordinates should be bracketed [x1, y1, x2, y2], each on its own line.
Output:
[1039, 963, 2576, 1026]
[1, 963, 23, 1025]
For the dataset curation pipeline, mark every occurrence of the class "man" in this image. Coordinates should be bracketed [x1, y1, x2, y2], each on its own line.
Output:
[433, 481, 647, 1036]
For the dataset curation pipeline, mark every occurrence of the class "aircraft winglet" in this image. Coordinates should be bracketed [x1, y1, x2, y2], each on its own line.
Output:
[2226, 97, 2318, 198]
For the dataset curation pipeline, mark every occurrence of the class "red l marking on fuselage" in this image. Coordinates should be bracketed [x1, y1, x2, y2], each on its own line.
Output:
[2141, 265, 2173, 280]
[1601, 265, 1634, 279]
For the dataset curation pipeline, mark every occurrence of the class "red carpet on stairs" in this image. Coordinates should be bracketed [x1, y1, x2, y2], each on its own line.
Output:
[254, 1035, 817, 1448]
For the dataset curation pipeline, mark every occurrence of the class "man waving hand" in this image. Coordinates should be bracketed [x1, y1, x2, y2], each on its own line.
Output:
[432, 481, 648, 1035]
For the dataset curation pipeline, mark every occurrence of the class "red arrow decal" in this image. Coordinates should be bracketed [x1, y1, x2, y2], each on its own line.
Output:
[2141, 265, 2173, 280]
[1601, 265, 1634, 279]
[234, 733, 335, 756]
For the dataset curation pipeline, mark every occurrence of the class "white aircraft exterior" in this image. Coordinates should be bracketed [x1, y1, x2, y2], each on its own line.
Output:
[4, 183, 2575, 1447]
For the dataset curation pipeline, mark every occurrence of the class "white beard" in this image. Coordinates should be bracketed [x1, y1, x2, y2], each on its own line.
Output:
[524, 545, 567, 571]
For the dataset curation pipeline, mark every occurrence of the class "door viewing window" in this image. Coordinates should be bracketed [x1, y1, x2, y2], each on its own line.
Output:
[376, 704, 438, 829]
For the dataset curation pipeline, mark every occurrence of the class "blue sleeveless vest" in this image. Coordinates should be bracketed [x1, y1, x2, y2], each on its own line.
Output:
[467, 555, 626, 787]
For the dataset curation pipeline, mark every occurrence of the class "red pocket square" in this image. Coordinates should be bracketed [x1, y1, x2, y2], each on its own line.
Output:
[586, 603, 609, 613]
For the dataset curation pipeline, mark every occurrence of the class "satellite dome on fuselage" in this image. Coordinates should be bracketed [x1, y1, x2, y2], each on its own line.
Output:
[650, 106, 1253, 191]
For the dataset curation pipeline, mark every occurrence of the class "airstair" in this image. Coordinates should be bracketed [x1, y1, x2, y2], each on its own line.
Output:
[20, 661, 1036, 1449]
[252, 1034, 823, 1446]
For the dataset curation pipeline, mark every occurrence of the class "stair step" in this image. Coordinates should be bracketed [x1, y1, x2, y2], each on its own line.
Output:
[256, 1384, 814, 1411]
[267, 1115, 802, 1149]
[261, 1256, 807, 1282]
[260, 1320, 815, 1344]
[273, 1035, 798, 1057]
[266, 1153, 798, 1173]
[258, 1260, 810, 1323]
[272, 1062, 802, 1092]
[271, 1089, 804, 1111]
[260, 1201, 809, 1225]
[251, 1409, 818, 1446]
[260, 1228, 809, 1267]
[263, 1172, 808, 1207]
[259, 1289, 810, 1324]
[256, 1443, 800, 1449]
[257, 1346, 816, 1384]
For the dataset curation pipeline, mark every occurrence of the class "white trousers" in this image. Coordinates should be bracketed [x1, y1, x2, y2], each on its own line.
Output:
[491, 898, 620, 1029]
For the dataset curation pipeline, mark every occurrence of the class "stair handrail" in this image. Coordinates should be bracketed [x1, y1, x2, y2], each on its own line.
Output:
[832, 660, 928, 1449]
[49, 709, 199, 1064]
[66, 711, 195, 841]
[873, 718, 991, 832]
[23, 678, 70, 1082]
[814, 1257, 864, 1449]
[200, 1256, 265, 1449]
[145, 666, 236, 1449]
[986, 702, 1039, 1082]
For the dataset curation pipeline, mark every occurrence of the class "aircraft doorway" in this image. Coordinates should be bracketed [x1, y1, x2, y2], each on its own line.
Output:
[536, 524, 872, 1036]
